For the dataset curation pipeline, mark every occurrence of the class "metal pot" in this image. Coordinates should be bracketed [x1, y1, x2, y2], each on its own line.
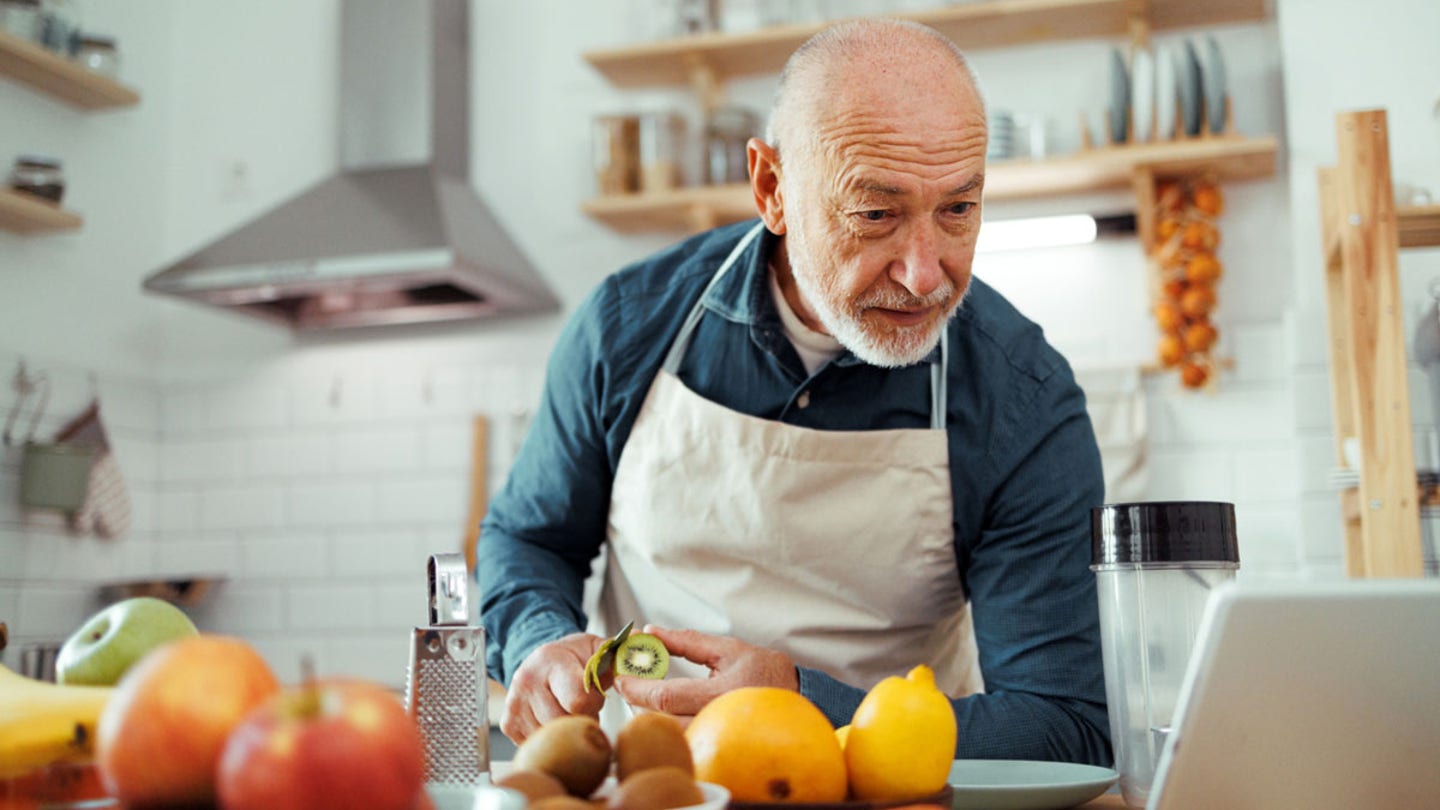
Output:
[20, 440, 95, 513]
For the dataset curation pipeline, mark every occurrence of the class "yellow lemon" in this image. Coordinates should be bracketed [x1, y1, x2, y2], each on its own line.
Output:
[844, 665, 956, 802]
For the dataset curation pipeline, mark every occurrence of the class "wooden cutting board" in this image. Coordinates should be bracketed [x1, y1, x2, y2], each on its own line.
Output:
[462, 415, 489, 575]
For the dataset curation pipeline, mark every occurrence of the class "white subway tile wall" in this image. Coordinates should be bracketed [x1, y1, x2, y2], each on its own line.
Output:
[0, 351, 163, 668]
[0, 348, 544, 684]
[157, 364, 546, 686]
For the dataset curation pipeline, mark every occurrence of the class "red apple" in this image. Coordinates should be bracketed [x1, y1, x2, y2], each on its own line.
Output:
[96, 635, 280, 807]
[218, 678, 425, 810]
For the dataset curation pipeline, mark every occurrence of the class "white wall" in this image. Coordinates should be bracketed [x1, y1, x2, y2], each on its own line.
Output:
[4, 0, 1434, 680]
[1275, 0, 1440, 577]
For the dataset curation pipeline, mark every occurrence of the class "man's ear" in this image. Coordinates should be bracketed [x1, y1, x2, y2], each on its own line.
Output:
[747, 138, 785, 235]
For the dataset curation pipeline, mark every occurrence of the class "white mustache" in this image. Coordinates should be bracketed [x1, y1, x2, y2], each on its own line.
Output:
[856, 280, 957, 311]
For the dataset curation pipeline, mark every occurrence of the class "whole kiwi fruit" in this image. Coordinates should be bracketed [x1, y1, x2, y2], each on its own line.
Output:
[495, 769, 569, 803]
[614, 634, 669, 679]
[615, 712, 694, 781]
[512, 715, 614, 797]
[608, 766, 704, 810]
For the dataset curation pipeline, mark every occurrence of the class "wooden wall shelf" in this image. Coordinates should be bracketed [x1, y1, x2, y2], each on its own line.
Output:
[0, 30, 140, 110]
[584, 134, 1278, 233]
[0, 188, 82, 233]
[584, 0, 1265, 88]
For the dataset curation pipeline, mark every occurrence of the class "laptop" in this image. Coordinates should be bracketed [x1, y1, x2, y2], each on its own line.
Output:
[1148, 579, 1440, 809]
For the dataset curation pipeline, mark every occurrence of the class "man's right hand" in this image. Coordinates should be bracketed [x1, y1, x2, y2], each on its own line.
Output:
[500, 632, 609, 743]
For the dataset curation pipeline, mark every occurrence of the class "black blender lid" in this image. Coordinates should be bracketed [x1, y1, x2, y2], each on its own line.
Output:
[1092, 501, 1239, 565]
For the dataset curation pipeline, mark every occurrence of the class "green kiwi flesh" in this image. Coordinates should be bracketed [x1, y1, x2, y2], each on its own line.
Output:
[614, 633, 669, 679]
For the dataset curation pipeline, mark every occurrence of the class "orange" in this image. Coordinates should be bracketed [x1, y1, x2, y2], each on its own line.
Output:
[1153, 301, 1184, 334]
[1158, 334, 1186, 367]
[1181, 220, 1219, 251]
[1180, 361, 1209, 389]
[1161, 279, 1187, 300]
[685, 687, 847, 803]
[844, 666, 956, 802]
[1155, 181, 1183, 214]
[1179, 284, 1216, 319]
[1192, 183, 1224, 216]
[1185, 253, 1223, 284]
[1183, 321, 1218, 353]
[1155, 216, 1181, 242]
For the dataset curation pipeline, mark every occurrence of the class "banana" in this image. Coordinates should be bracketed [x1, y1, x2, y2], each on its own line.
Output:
[0, 663, 115, 779]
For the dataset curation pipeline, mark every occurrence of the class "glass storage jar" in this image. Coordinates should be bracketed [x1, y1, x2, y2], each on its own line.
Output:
[73, 34, 118, 78]
[8, 154, 65, 203]
[639, 111, 685, 192]
[0, 0, 43, 43]
[703, 105, 759, 185]
[592, 114, 640, 196]
[38, 0, 77, 54]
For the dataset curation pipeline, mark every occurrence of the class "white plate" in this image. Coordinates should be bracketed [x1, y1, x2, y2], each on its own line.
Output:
[1153, 44, 1177, 139]
[1178, 39, 1203, 137]
[948, 760, 1119, 810]
[1107, 47, 1130, 144]
[1131, 46, 1155, 142]
[1201, 35, 1228, 134]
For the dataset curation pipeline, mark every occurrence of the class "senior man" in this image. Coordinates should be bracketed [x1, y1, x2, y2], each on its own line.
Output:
[479, 18, 1110, 764]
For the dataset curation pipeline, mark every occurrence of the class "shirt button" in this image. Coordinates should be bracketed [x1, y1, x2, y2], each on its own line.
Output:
[797, 390, 811, 409]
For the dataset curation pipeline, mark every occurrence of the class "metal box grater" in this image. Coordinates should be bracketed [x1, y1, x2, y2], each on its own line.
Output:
[405, 553, 489, 786]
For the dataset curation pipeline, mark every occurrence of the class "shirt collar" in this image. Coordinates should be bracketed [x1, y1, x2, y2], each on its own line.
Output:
[697, 221, 945, 368]
[700, 221, 780, 328]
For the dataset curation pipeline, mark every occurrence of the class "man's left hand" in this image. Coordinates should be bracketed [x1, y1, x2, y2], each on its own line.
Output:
[613, 626, 798, 721]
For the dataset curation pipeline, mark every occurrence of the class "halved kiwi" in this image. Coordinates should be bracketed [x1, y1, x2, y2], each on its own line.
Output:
[614, 633, 669, 679]
[584, 626, 671, 692]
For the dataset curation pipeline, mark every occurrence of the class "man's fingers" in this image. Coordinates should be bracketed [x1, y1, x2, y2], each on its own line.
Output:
[644, 625, 733, 670]
[615, 674, 721, 717]
[553, 661, 604, 715]
[501, 696, 538, 744]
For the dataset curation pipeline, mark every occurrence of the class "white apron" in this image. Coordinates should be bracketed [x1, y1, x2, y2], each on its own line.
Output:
[596, 224, 981, 720]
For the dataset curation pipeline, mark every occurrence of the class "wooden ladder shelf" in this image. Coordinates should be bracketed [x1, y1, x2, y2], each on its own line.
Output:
[1318, 108, 1434, 578]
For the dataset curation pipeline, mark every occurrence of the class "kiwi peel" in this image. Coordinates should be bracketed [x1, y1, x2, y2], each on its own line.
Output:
[584, 625, 670, 693]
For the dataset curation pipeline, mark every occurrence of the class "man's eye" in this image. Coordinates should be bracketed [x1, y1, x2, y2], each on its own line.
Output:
[947, 202, 976, 215]
[856, 210, 889, 222]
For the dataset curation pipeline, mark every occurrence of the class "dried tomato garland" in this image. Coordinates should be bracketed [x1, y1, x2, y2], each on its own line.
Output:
[1151, 178, 1223, 388]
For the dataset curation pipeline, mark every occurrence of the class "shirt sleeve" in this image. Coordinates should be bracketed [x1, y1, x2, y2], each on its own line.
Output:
[478, 279, 620, 687]
[798, 366, 1111, 767]
[959, 364, 1111, 764]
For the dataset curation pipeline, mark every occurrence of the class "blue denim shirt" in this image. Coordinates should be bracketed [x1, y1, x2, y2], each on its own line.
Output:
[479, 220, 1110, 765]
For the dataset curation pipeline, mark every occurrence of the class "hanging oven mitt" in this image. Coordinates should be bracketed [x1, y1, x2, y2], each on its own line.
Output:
[55, 400, 132, 539]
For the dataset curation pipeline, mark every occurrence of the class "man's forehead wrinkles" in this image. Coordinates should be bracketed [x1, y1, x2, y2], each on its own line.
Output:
[835, 167, 984, 200]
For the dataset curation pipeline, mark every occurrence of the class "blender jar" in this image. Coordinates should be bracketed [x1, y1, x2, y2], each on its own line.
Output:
[1091, 501, 1239, 808]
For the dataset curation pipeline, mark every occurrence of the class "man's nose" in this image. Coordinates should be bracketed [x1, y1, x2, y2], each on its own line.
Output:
[890, 223, 945, 298]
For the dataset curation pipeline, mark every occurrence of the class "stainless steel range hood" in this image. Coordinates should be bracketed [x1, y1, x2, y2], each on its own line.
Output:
[144, 0, 558, 330]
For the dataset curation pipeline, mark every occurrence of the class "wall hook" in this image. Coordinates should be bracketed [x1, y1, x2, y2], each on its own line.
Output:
[3, 361, 50, 446]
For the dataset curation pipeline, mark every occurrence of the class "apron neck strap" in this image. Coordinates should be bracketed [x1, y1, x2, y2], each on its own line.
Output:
[662, 222, 949, 430]
[663, 223, 765, 375]
[931, 329, 949, 430]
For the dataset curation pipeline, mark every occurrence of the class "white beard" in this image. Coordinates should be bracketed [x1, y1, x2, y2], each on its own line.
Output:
[786, 227, 963, 368]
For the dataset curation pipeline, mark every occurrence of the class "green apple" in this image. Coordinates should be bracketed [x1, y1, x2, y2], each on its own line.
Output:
[56, 596, 198, 685]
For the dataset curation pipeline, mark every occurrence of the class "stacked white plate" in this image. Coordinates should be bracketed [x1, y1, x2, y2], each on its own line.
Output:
[988, 110, 1016, 160]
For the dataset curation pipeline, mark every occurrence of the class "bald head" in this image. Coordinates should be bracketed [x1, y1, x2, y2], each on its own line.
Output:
[766, 19, 985, 165]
